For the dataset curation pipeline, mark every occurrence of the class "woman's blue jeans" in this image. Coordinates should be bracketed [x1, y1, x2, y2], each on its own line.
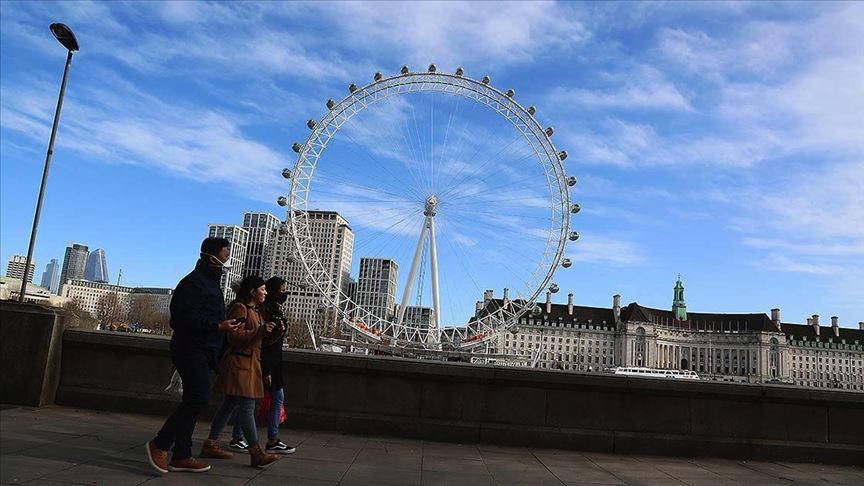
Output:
[267, 388, 285, 440]
[209, 395, 257, 445]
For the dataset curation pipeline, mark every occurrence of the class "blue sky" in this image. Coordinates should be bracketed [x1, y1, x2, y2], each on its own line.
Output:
[1, 1, 862, 327]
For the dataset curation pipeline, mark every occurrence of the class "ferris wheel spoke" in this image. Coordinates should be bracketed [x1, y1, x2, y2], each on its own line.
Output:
[432, 94, 463, 190]
[440, 136, 530, 199]
[338, 125, 425, 201]
[432, 97, 479, 194]
[378, 95, 430, 199]
[439, 144, 543, 203]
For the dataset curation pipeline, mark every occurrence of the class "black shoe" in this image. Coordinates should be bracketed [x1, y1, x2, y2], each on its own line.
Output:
[265, 439, 296, 455]
[228, 438, 250, 453]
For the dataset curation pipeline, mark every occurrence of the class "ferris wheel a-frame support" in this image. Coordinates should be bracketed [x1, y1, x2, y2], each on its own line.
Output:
[395, 196, 441, 339]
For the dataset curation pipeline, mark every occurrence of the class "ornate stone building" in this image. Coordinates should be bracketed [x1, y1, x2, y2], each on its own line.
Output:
[484, 278, 864, 391]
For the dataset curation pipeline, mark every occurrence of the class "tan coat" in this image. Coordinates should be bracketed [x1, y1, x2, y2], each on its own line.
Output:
[213, 302, 266, 399]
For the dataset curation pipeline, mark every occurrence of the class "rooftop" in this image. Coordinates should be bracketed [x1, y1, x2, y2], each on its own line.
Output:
[2, 405, 861, 485]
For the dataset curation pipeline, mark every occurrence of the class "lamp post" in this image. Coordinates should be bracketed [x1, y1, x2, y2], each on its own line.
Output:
[19, 24, 79, 302]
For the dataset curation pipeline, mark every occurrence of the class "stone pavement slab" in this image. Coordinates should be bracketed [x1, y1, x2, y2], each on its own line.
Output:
[1, 405, 862, 485]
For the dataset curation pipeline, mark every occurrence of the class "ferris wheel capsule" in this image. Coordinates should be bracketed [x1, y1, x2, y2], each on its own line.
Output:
[482, 75, 491, 84]
[428, 64, 437, 72]
[282, 168, 292, 179]
[276, 196, 287, 207]
[550, 283, 560, 293]
[401, 65, 410, 74]
[527, 106, 536, 116]
[561, 258, 572, 268]
[292, 142, 302, 153]
[545, 127, 554, 137]
[532, 306, 543, 316]
[374, 72, 383, 81]
[306, 119, 316, 130]
[505, 89, 515, 97]
[278, 224, 289, 235]
[567, 176, 577, 187]
[326, 99, 335, 110]
[570, 203, 581, 214]
[348, 83, 358, 93]
[558, 150, 568, 161]
[455, 67, 464, 76]
[569, 231, 580, 241]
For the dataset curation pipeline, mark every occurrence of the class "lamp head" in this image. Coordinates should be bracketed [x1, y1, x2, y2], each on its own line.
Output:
[50, 23, 79, 52]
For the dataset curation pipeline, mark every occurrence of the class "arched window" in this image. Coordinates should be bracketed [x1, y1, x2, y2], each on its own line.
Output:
[769, 338, 780, 378]
[635, 327, 646, 367]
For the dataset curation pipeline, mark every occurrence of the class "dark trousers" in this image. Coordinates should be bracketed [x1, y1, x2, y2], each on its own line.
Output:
[154, 352, 212, 459]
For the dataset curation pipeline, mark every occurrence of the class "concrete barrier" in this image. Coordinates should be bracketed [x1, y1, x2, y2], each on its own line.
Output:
[0, 302, 70, 406]
[54, 329, 864, 465]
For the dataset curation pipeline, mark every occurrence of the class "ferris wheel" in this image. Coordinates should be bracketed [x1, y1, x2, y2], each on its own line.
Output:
[278, 64, 580, 350]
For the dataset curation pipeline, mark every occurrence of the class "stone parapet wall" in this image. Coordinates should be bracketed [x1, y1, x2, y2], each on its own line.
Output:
[40, 329, 863, 465]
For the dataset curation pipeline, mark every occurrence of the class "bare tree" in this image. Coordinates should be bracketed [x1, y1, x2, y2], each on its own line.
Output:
[285, 318, 314, 349]
[128, 295, 169, 333]
[62, 297, 99, 329]
[95, 292, 122, 328]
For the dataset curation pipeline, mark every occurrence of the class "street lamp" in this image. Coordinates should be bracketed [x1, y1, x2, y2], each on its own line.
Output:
[18, 24, 79, 302]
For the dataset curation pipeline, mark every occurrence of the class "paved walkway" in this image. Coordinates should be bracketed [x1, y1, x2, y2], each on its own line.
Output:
[1, 405, 861, 485]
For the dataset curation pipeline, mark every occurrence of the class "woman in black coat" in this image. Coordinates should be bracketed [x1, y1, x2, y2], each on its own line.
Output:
[258, 277, 296, 454]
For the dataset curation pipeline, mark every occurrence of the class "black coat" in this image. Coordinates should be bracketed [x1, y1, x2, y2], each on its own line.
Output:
[259, 299, 286, 390]
[169, 263, 226, 368]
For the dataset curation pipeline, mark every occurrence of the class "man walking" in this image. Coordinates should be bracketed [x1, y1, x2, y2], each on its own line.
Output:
[146, 237, 241, 474]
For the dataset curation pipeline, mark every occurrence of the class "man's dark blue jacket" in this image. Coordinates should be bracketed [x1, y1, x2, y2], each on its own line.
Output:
[169, 262, 226, 368]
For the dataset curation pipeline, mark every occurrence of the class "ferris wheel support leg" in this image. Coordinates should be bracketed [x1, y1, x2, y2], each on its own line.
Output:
[428, 217, 441, 335]
[396, 218, 429, 330]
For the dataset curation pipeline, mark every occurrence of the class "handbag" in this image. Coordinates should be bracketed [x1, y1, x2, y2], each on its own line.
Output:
[164, 369, 183, 399]
[256, 392, 287, 425]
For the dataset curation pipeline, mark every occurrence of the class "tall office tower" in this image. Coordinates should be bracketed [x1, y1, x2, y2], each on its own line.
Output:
[403, 306, 436, 340]
[356, 258, 398, 321]
[241, 212, 281, 279]
[40, 259, 61, 293]
[6, 255, 36, 283]
[207, 224, 249, 302]
[85, 249, 109, 283]
[59, 243, 89, 288]
[266, 211, 354, 335]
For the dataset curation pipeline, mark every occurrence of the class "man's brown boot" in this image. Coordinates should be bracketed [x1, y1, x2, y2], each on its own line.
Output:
[168, 457, 211, 473]
[145, 440, 169, 474]
[249, 443, 278, 468]
[200, 439, 233, 459]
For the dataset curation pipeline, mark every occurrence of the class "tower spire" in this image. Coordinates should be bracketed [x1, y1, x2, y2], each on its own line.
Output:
[673, 274, 687, 321]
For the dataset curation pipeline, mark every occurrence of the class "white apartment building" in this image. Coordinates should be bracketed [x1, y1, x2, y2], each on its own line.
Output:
[207, 224, 249, 302]
[241, 212, 281, 279]
[265, 211, 354, 335]
[482, 280, 864, 392]
[6, 255, 36, 283]
[356, 258, 398, 321]
[60, 279, 172, 324]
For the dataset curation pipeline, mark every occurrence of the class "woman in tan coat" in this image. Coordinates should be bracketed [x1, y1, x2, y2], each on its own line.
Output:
[200, 276, 278, 468]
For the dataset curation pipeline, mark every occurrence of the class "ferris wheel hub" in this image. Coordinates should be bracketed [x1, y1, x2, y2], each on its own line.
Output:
[424, 195, 438, 216]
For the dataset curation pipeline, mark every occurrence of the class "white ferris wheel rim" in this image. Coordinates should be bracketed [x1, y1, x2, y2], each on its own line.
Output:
[285, 66, 573, 347]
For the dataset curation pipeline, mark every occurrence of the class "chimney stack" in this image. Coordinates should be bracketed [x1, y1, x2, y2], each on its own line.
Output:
[567, 293, 574, 316]
[831, 316, 839, 337]
[484, 289, 492, 303]
[613, 294, 621, 323]
[810, 315, 819, 337]
[812, 314, 820, 326]
[771, 308, 781, 331]
[859, 322, 864, 330]
[503, 288, 509, 306]
[545, 291, 552, 314]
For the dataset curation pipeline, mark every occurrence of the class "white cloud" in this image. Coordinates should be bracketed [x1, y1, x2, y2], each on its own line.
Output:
[551, 65, 692, 111]
[310, 1, 589, 69]
[566, 235, 645, 266]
